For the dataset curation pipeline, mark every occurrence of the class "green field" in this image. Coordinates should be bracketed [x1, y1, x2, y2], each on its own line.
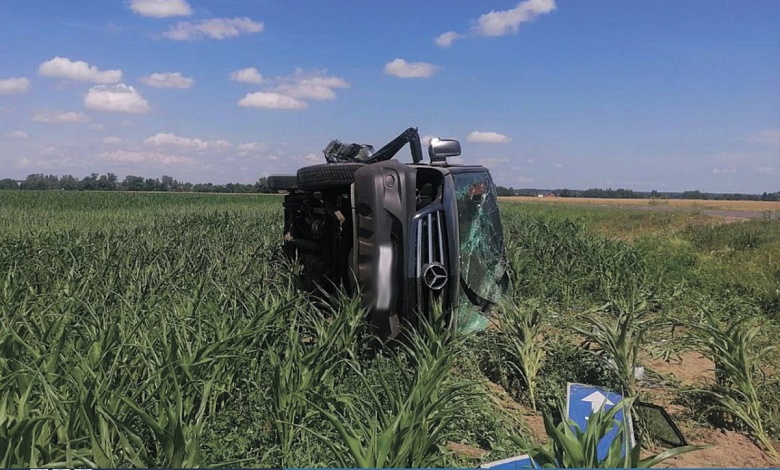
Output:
[1, 191, 778, 467]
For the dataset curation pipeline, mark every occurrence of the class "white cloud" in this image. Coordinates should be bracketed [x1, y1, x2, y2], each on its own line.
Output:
[756, 166, 776, 174]
[0, 77, 31, 94]
[384, 58, 439, 79]
[140, 72, 194, 88]
[421, 135, 436, 147]
[100, 149, 192, 165]
[437, 0, 556, 46]
[473, 0, 556, 36]
[39, 57, 122, 84]
[144, 132, 231, 150]
[299, 153, 320, 163]
[40, 146, 59, 156]
[33, 110, 90, 123]
[85, 84, 150, 114]
[745, 129, 780, 148]
[238, 92, 307, 110]
[230, 67, 264, 84]
[467, 131, 511, 143]
[130, 0, 192, 18]
[712, 168, 737, 175]
[434, 31, 461, 47]
[237, 142, 267, 155]
[6, 130, 29, 139]
[16, 154, 76, 170]
[163, 17, 264, 40]
[273, 69, 349, 100]
[233, 69, 349, 108]
[102, 136, 124, 145]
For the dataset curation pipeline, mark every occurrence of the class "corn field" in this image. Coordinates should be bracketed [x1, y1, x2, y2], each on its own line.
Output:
[1, 191, 778, 467]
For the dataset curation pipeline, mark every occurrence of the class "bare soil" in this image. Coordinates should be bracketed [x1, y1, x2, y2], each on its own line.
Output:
[501, 197, 780, 214]
[481, 350, 779, 467]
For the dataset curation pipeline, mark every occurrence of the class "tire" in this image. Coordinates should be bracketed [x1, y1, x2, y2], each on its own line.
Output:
[268, 174, 298, 191]
[297, 163, 364, 190]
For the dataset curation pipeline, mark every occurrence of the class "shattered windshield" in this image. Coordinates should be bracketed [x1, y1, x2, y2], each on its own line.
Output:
[452, 171, 508, 316]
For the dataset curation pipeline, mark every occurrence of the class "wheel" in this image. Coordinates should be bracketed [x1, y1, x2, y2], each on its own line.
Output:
[268, 174, 298, 191]
[297, 163, 364, 190]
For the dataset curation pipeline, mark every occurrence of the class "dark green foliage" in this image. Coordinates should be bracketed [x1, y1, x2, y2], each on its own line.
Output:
[1, 191, 778, 467]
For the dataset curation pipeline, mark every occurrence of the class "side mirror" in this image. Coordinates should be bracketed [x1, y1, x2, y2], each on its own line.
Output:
[428, 138, 461, 164]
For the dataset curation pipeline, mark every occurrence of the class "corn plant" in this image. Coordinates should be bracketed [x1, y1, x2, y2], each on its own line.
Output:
[498, 300, 546, 410]
[574, 304, 652, 398]
[268, 290, 365, 466]
[686, 310, 777, 458]
[517, 397, 704, 468]
[308, 309, 477, 468]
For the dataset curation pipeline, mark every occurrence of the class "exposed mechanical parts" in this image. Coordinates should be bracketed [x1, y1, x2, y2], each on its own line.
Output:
[272, 127, 509, 337]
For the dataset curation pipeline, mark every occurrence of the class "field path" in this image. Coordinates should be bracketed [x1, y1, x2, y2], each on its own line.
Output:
[501, 197, 780, 220]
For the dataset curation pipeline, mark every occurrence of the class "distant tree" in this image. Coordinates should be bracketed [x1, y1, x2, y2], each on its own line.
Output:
[581, 188, 606, 198]
[161, 175, 176, 191]
[255, 177, 270, 193]
[496, 186, 515, 197]
[143, 178, 161, 191]
[681, 190, 703, 200]
[122, 175, 145, 191]
[79, 173, 99, 191]
[96, 173, 118, 191]
[20, 174, 49, 190]
[0, 178, 19, 190]
[60, 175, 79, 190]
[44, 174, 60, 190]
[193, 183, 214, 193]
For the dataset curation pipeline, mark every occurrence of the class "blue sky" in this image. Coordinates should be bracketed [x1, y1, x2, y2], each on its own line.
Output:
[1, 0, 778, 193]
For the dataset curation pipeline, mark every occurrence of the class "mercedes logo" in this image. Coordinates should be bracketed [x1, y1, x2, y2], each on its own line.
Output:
[422, 262, 448, 291]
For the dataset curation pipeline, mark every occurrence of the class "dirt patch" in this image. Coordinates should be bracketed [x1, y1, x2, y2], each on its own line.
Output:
[645, 351, 715, 387]
[484, 381, 547, 445]
[482, 351, 779, 467]
[500, 197, 780, 214]
[657, 428, 778, 468]
[446, 442, 488, 460]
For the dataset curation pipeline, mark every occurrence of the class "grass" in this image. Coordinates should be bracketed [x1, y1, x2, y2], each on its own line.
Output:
[0, 190, 778, 466]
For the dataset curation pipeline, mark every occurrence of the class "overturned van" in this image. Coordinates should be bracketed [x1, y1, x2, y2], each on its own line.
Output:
[270, 127, 510, 338]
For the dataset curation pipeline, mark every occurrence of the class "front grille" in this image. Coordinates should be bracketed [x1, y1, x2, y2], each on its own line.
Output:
[415, 210, 447, 293]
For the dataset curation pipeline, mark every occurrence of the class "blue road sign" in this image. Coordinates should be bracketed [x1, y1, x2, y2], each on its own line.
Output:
[566, 383, 634, 461]
[480, 453, 535, 470]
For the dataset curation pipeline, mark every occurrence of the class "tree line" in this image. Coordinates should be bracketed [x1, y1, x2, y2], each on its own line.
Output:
[496, 186, 780, 202]
[0, 173, 273, 193]
[1, 173, 777, 201]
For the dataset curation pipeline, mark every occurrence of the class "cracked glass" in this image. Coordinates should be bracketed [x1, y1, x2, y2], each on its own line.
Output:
[452, 170, 509, 332]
